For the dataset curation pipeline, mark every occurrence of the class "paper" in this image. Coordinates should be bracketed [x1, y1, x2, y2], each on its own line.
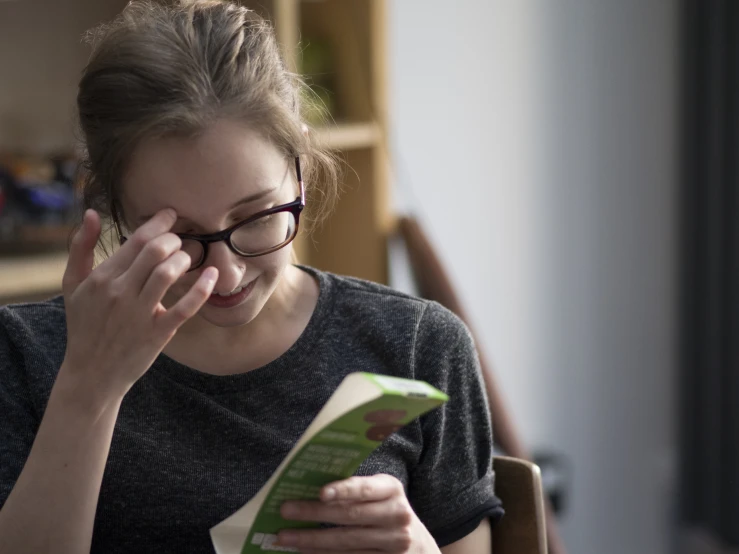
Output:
[210, 372, 448, 554]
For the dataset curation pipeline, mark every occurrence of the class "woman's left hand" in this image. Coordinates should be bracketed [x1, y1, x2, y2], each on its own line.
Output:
[277, 474, 440, 554]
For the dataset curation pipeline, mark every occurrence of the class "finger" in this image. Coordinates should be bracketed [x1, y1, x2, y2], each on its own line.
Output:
[300, 550, 381, 554]
[322, 474, 403, 503]
[139, 250, 192, 307]
[101, 208, 177, 275]
[281, 497, 411, 528]
[276, 526, 407, 552]
[156, 267, 218, 332]
[62, 210, 101, 295]
[118, 232, 183, 295]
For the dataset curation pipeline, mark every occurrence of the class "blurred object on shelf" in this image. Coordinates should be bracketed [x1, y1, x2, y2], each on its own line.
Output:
[300, 37, 337, 125]
[0, 152, 79, 254]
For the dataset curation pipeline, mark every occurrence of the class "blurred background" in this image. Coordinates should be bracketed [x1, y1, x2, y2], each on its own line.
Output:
[1, 1, 736, 553]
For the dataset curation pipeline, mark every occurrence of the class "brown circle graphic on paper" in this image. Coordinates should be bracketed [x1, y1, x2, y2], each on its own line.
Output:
[363, 409, 407, 424]
[365, 424, 403, 442]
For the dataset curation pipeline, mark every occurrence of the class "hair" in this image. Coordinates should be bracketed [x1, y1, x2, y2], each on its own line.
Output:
[76, 0, 340, 243]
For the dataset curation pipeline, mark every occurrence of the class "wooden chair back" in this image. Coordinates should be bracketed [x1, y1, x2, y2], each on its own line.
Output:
[492, 456, 548, 554]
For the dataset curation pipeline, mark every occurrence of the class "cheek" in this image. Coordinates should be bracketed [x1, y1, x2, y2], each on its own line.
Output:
[270, 246, 295, 274]
[252, 240, 293, 266]
[252, 247, 294, 289]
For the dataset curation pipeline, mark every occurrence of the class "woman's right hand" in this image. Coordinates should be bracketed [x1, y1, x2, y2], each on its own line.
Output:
[60, 208, 218, 404]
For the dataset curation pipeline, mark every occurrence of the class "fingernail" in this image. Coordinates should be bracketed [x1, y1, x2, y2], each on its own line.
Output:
[323, 487, 336, 500]
[202, 267, 218, 283]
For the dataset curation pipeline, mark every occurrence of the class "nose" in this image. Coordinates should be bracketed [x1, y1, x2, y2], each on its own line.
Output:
[202, 241, 246, 294]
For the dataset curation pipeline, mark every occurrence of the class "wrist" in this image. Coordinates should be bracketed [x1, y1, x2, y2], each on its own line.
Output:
[411, 514, 441, 554]
[54, 361, 126, 420]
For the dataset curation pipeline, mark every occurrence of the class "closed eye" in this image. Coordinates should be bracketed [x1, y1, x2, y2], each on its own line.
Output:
[244, 214, 274, 227]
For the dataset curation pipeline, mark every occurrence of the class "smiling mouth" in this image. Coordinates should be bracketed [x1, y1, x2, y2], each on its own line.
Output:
[213, 284, 248, 297]
[206, 278, 257, 308]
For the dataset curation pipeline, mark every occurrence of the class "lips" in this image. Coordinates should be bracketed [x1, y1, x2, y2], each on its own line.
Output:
[206, 278, 257, 309]
[213, 283, 247, 297]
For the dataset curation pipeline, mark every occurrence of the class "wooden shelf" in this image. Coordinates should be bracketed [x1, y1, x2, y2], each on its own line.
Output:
[2, 0, 390, 297]
[315, 121, 381, 150]
[0, 252, 67, 300]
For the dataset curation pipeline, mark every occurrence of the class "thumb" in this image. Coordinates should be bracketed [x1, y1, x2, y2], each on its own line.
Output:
[63, 209, 101, 295]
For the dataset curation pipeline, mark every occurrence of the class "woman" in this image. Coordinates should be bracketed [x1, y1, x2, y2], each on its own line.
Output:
[0, 1, 503, 552]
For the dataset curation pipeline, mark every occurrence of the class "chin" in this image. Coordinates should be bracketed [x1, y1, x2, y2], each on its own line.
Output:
[195, 298, 263, 328]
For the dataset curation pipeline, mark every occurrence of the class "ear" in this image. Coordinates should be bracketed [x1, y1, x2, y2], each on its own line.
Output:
[301, 123, 309, 138]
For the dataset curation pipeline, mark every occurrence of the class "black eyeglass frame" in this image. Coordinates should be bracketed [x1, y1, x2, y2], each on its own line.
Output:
[114, 156, 305, 272]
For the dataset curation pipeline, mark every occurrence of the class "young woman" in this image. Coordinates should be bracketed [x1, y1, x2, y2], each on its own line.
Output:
[0, 1, 503, 552]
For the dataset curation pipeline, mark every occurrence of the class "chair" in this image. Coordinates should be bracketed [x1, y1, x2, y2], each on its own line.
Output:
[492, 456, 548, 554]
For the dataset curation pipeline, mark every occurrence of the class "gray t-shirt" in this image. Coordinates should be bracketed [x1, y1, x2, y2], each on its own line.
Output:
[0, 266, 503, 553]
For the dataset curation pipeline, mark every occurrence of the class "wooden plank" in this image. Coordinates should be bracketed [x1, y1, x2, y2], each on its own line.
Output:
[0, 252, 67, 299]
[314, 121, 380, 151]
[306, 148, 386, 284]
[368, 0, 392, 236]
[273, 0, 299, 73]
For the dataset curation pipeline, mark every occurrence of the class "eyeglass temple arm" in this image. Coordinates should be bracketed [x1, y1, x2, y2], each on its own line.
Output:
[295, 156, 305, 203]
[110, 203, 127, 244]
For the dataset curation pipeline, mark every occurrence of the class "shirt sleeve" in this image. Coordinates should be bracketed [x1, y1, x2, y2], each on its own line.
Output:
[0, 308, 39, 510]
[408, 301, 504, 547]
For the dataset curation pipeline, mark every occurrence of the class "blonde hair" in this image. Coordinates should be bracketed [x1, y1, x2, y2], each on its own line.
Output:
[77, 0, 339, 238]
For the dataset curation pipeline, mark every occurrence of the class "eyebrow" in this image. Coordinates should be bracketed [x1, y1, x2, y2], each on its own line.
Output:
[136, 186, 279, 224]
[228, 187, 279, 210]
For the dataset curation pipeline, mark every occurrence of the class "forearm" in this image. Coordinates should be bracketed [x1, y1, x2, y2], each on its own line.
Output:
[0, 365, 123, 554]
[440, 518, 491, 554]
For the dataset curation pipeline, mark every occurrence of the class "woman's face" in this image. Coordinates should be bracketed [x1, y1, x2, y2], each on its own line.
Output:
[120, 119, 298, 328]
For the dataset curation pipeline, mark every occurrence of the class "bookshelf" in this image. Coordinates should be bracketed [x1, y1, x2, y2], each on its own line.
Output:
[0, 0, 391, 303]
[270, 0, 392, 285]
[0, 252, 68, 302]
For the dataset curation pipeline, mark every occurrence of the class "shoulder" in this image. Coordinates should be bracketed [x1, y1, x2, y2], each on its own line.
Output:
[319, 268, 426, 306]
[0, 296, 67, 382]
[312, 266, 464, 324]
[0, 295, 66, 344]
[306, 266, 472, 354]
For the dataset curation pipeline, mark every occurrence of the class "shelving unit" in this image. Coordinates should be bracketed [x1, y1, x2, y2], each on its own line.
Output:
[0, 252, 68, 301]
[267, 0, 392, 285]
[315, 121, 381, 151]
[0, 0, 391, 304]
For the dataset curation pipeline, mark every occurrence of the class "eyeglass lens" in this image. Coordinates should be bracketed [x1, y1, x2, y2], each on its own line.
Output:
[180, 211, 298, 270]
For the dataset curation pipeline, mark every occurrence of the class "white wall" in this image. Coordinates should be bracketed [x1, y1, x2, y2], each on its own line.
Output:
[389, 2, 678, 553]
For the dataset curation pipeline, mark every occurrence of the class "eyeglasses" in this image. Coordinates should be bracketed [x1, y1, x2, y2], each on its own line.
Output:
[114, 156, 305, 272]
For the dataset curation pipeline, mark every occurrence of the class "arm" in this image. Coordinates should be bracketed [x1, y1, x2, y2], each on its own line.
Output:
[440, 519, 492, 554]
[0, 371, 123, 554]
[274, 478, 493, 554]
[409, 303, 503, 545]
[0, 209, 216, 554]
[273, 304, 501, 553]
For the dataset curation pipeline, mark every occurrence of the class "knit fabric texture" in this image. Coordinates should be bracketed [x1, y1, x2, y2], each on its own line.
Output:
[0, 266, 503, 552]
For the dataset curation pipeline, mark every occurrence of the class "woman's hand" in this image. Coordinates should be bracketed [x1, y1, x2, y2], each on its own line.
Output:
[277, 474, 440, 554]
[60, 209, 218, 404]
